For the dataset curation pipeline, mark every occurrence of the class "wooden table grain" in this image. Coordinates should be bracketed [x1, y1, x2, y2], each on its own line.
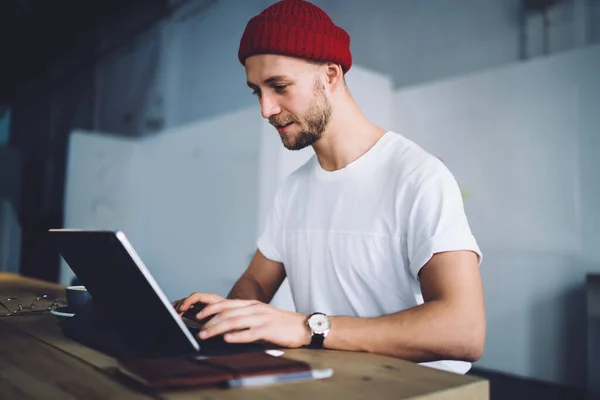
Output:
[0, 272, 489, 399]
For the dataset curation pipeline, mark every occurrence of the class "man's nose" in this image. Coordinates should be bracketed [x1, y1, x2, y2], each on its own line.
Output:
[260, 94, 281, 119]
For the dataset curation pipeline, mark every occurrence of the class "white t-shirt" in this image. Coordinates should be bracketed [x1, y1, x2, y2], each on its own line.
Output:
[257, 131, 482, 374]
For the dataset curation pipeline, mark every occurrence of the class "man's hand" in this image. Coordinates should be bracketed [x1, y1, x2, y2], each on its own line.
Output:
[175, 293, 311, 348]
[172, 292, 224, 317]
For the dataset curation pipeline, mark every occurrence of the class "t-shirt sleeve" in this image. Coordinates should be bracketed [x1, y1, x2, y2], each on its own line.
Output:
[256, 188, 285, 263]
[406, 160, 482, 280]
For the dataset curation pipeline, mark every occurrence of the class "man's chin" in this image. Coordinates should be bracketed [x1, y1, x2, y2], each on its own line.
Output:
[281, 133, 319, 151]
[282, 140, 308, 151]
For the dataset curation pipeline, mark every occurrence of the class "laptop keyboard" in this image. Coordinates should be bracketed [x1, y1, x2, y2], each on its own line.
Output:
[180, 303, 265, 355]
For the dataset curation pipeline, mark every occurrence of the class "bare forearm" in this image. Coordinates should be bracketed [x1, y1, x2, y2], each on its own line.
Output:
[227, 273, 271, 303]
[325, 301, 485, 363]
[227, 250, 285, 303]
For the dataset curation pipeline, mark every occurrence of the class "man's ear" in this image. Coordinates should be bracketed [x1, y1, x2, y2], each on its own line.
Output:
[325, 63, 344, 92]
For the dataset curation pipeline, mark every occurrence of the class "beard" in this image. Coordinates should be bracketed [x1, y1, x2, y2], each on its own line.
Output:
[270, 79, 332, 151]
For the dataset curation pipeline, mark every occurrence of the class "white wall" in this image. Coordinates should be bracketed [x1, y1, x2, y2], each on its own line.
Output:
[315, 0, 522, 88]
[141, 107, 262, 299]
[61, 109, 262, 300]
[61, 131, 148, 284]
[393, 44, 600, 388]
[163, 0, 272, 128]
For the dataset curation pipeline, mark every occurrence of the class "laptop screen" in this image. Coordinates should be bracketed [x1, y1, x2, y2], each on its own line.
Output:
[49, 229, 200, 357]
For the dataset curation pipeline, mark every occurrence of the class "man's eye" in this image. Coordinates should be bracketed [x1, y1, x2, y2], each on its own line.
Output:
[251, 89, 261, 97]
[273, 85, 287, 93]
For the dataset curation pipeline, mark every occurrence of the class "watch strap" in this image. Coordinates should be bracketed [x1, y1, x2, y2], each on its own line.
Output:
[308, 333, 325, 349]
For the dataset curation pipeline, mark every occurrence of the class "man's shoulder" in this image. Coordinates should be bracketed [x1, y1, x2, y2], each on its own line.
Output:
[383, 131, 450, 185]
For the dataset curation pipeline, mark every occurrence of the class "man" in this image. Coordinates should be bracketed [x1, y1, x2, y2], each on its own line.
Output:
[173, 0, 485, 374]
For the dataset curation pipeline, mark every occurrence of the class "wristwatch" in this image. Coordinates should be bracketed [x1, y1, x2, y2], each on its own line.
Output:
[306, 312, 331, 349]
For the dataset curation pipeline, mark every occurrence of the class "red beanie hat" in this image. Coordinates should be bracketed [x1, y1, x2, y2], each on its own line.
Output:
[238, 0, 352, 73]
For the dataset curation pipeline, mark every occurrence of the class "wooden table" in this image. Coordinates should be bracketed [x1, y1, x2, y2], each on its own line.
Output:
[0, 272, 489, 399]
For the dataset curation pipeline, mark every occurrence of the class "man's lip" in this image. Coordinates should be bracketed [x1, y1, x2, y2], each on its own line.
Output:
[276, 122, 294, 133]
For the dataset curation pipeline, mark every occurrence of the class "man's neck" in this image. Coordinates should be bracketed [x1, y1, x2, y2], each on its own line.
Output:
[312, 97, 387, 172]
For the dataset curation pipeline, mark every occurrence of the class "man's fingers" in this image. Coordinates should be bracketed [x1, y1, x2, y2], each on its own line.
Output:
[179, 292, 223, 311]
[172, 300, 185, 313]
[196, 299, 258, 320]
[202, 303, 263, 330]
[224, 328, 262, 344]
[199, 314, 264, 340]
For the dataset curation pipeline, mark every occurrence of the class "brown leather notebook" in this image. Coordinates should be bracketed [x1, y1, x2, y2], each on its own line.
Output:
[117, 357, 234, 389]
[199, 352, 311, 378]
[117, 352, 311, 390]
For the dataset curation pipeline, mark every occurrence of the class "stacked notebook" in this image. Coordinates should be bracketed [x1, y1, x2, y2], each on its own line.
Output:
[116, 351, 333, 390]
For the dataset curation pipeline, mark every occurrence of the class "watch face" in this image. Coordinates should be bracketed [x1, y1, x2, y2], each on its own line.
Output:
[308, 313, 330, 334]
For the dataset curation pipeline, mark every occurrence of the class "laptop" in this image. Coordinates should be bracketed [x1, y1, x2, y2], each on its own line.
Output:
[48, 229, 264, 358]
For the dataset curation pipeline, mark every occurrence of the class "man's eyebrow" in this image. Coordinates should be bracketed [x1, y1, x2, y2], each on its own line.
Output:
[247, 75, 289, 88]
[264, 75, 288, 84]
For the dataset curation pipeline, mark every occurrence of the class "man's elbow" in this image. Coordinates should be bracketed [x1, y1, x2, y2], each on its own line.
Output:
[460, 337, 485, 363]
[456, 322, 486, 362]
